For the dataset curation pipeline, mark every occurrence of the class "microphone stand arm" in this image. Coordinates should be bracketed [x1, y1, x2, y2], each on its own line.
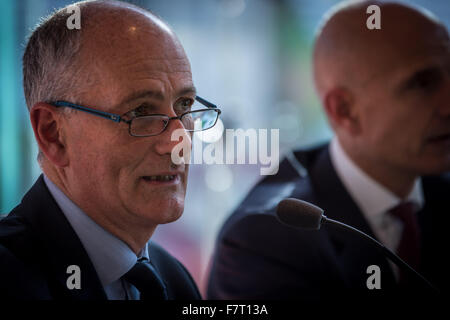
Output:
[321, 215, 439, 293]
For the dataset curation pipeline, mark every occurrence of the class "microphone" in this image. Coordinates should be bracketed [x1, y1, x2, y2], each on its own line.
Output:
[276, 198, 438, 293]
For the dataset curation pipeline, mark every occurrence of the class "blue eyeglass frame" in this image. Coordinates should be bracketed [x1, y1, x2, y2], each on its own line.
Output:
[52, 95, 220, 125]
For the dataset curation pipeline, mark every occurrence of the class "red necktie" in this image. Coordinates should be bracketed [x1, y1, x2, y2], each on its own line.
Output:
[388, 201, 422, 284]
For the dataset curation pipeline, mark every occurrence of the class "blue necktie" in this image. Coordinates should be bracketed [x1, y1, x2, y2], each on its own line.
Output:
[123, 259, 168, 300]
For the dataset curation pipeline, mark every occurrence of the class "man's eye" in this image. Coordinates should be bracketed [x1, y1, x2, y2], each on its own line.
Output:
[125, 104, 154, 118]
[176, 99, 194, 113]
[408, 70, 442, 92]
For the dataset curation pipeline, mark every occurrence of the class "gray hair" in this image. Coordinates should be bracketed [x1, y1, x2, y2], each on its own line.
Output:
[22, 3, 89, 111]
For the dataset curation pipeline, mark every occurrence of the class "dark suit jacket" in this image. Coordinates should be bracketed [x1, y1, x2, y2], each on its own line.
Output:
[0, 175, 201, 300]
[207, 144, 449, 301]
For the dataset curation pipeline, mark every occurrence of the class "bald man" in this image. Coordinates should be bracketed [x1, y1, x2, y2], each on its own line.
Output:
[0, 0, 221, 300]
[208, 1, 449, 301]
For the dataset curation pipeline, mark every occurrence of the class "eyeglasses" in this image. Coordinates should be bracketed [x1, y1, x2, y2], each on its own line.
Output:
[52, 96, 221, 137]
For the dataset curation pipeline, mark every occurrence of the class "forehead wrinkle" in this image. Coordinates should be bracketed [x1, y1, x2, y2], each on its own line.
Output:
[131, 73, 193, 85]
[119, 84, 197, 106]
[117, 57, 191, 75]
[114, 78, 195, 110]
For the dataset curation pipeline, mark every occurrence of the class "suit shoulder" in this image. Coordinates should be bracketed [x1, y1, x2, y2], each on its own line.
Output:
[255, 142, 326, 185]
[148, 242, 194, 280]
[0, 243, 50, 299]
[0, 209, 35, 261]
[219, 159, 317, 241]
[217, 207, 328, 263]
[230, 144, 326, 218]
[215, 178, 324, 268]
[236, 157, 314, 211]
[148, 242, 178, 266]
[213, 146, 328, 257]
[0, 242, 21, 265]
[148, 242, 201, 299]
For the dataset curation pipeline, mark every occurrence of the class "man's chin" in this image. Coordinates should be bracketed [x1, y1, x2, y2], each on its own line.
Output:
[153, 208, 184, 225]
[160, 212, 183, 225]
[137, 204, 184, 225]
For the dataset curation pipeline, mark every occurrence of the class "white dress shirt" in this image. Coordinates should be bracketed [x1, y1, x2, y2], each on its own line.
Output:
[329, 137, 424, 278]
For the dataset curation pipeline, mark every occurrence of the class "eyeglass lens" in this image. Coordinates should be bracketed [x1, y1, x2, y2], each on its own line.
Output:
[130, 109, 218, 136]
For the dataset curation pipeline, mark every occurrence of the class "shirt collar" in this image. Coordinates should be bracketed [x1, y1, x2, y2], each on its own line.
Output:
[329, 137, 424, 219]
[43, 174, 149, 286]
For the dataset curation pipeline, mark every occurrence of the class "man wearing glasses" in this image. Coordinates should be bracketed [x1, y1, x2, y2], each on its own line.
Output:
[0, 0, 220, 300]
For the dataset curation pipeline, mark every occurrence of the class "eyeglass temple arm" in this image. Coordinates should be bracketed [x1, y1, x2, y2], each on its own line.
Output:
[53, 101, 124, 123]
[195, 96, 219, 109]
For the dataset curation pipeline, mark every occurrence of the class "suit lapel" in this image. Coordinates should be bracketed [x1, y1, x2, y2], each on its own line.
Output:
[305, 147, 397, 289]
[416, 175, 450, 289]
[18, 175, 107, 300]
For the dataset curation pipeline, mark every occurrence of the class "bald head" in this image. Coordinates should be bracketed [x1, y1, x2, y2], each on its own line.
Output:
[313, 1, 448, 101]
[79, 0, 177, 53]
[23, 0, 181, 111]
[312, 1, 450, 194]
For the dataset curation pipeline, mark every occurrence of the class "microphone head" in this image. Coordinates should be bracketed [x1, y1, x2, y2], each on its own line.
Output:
[276, 198, 324, 230]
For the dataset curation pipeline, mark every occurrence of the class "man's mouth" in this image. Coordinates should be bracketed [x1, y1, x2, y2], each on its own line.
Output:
[143, 175, 176, 182]
[141, 174, 181, 184]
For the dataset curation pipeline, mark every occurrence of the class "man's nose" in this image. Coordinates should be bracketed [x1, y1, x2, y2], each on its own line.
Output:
[153, 115, 192, 156]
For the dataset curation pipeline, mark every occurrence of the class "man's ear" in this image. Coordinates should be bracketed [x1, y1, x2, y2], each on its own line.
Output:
[30, 102, 69, 167]
[323, 87, 361, 135]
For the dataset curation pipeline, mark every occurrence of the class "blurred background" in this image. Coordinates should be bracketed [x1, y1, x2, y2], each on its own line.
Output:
[1, 0, 449, 296]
